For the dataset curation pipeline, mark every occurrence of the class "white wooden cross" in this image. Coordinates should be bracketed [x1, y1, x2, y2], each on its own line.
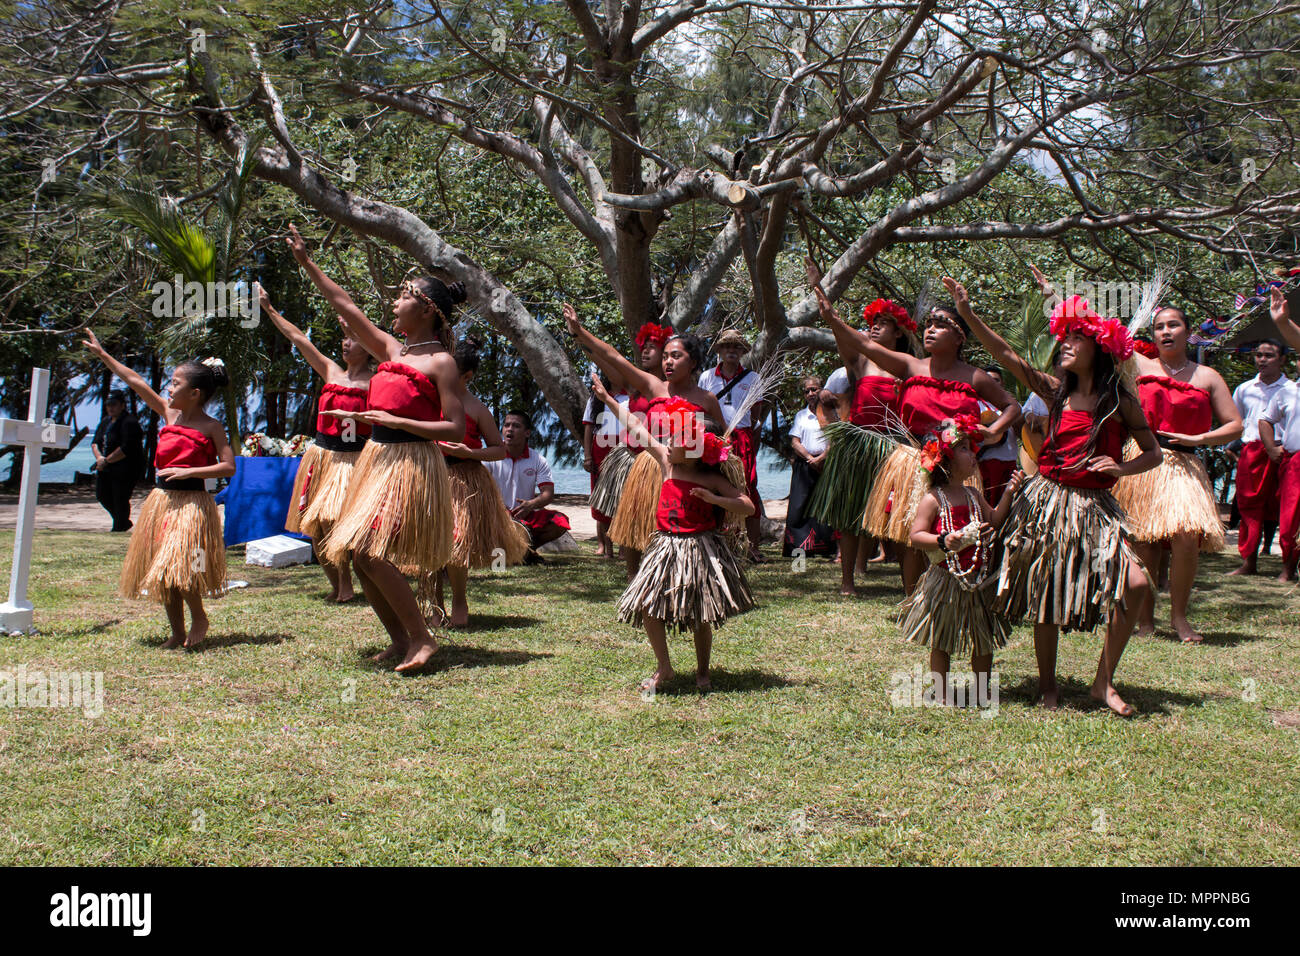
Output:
[0, 369, 71, 634]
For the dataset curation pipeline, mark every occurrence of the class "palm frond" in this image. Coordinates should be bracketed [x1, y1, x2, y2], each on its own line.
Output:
[83, 183, 216, 284]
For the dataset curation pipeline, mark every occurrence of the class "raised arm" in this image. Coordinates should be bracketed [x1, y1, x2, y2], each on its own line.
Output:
[943, 276, 1059, 401]
[285, 224, 401, 362]
[591, 372, 669, 474]
[81, 329, 168, 419]
[1269, 286, 1300, 352]
[806, 259, 917, 380]
[257, 283, 342, 383]
[564, 303, 659, 398]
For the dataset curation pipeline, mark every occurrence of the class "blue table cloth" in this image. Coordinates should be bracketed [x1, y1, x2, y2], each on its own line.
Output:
[213, 456, 310, 546]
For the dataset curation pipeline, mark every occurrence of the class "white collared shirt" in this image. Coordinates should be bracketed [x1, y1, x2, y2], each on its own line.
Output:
[1262, 382, 1300, 454]
[789, 407, 827, 456]
[1234, 374, 1291, 443]
[485, 447, 554, 509]
[699, 364, 760, 429]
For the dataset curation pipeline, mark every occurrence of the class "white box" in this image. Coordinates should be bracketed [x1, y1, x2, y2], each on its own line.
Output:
[245, 534, 314, 568]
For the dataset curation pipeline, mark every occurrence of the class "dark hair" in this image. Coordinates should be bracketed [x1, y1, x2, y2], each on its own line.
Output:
[504, 410, 531, 430]
[409, 276, 468, 346]
[106, 390, 127, 405]
[175, 359, 229, 403]
[667, 333, 707, 375]
[1255, 338, 1285, 355]
[1154, 305, 1188, 330]
[1046, 344, 1130, 461]
[925, 303, 969, 354]
[453, 336, 481, 375]
[982, 365, 1003, 378]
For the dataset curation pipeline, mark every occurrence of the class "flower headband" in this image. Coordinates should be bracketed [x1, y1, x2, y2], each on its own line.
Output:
[635, 322, 673, 350]
[918, 414, 982, 478]
[656, 395, 729, 464]
[1049, 295, 1135, 361]
[402, 280, 447, 322]
[863, 298, 916, 334]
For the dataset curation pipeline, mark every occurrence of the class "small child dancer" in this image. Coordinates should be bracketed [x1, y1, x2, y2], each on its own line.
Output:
[82, 330, 236, 648]
[591, 376, 755, 693]
[899, 416, 1022, 705]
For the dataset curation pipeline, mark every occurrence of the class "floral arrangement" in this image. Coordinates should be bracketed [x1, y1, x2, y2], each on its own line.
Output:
[863, 298, 916, 334]
[1049, 295, 1135, 360]
[917, 414, 982, 480]
[241, 432, 312, 457]
[634, 322, 673, 350]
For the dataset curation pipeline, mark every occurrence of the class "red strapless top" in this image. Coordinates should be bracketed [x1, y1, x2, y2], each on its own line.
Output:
[463, 415, 483, 449]
[933, 500, 980, 571]
[154, 424, 217, 470]
[316, 383, 371, 438]
[626, 393, 652, 450]
[900, 376, 980, 437]
[1037, 408, 1128, 489]
[1137, 375, 1212, 435]
[851, 375, 900, 428]
[656, 477, 718, 533]
[367, 362, 442, 421]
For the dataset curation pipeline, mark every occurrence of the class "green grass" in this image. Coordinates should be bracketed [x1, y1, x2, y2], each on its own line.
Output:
[0, 529, 1297, 864]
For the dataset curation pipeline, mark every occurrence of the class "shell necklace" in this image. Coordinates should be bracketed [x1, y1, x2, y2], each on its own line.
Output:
[936, 486, 989, 591]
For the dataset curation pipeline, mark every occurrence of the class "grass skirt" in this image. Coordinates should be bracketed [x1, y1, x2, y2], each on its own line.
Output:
[288, 444, 363, 540]
[995, 474, 1144, 633]
[120, 488, 227, 602]
[447, 459, 530, 569]
[863, 445, 983, 544]
[590, 445, 637, 519]
[321, 440, 453, 610]
[805, 422, 896, 532]
[898, 566, 1009, 656]
[617, 530, 755, 632]
[1111, 440, 1224, 551]
[609, 451, 664, 552]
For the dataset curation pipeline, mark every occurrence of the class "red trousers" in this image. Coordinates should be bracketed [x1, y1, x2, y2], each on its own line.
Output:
[1235, 441, 1280, 560]
[1279, 451, 1300, 567]
[729, 426, 765, 516]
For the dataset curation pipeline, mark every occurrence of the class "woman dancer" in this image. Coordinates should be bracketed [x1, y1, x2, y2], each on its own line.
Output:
[83, 331, 235, 648]
[563, 303, 725, 579]
[808, 262, 1019, 594]
[587, 322, 671, 546]
[1111, 306, 1241, 643]
[944, 276, 1161, 715]
[591, 375, 755, 693]
[901, 415, 1022, 704]
[284, 224, 465, 672]
[258, 284, 372, 603]
[437, 339, 530, 626]
[806, 296, 912, 594]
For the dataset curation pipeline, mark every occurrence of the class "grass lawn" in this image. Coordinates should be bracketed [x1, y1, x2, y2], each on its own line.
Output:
[0, 528, 1297, 865]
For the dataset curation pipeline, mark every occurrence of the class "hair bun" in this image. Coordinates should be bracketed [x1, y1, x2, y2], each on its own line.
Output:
[201, 357, 230, 388]
[447, 281, 467, 305]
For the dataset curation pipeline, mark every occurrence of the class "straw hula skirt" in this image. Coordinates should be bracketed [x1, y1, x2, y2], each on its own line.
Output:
[589, 445, 637, 521]
[863, 445, 984, 544]
[1111, 441, 1225, 551]
[617, 530, 755, 632]
[899, 567, 1009, 656]
[609, 451, 665, 553]
[995, 474, 1145, 633]
[322, 438, 454, 607]
[120, 487, 227, 601]
[446, 458, 530, 569]
[285, 442, 364, 539]
[805, 422, 896, 532]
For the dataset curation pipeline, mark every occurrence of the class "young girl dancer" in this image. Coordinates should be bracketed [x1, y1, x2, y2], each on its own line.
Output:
[808, 262, 1020, 594]
[437, 339, 530, 626]
[943, 275, 1161, 716]
[1111, 306, 1242, 643]
[563, 303, 725, 579]
[82, 331, 235, 648]
[283, 224, 466, 672]
[806, 296, 912, 595]
[258, 284, 372, 603]
[900, 415, 1022, 705]
[590, 376, 755, 693]
[587, 322, 671, 543]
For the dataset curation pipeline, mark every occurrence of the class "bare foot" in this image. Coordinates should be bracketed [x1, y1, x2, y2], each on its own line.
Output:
[696, 673, 712, 693]
[448, 598, 469, 629]
[1227, 562, 1256, 577]
[1135, 620, 1155, 637]
[1090, 676, 1136, 717]
[183, 613, 208, 649]
[335, 584, 356, 603]
[395, 635, 439, 672]
[640, 668, 674, 693]
[1279, 567, 1298, 583]
[1036, 684, 1060, 710]
[369, 642, 406, 663]
[1174, 620, 1204, 644]
[162, 632, 185, 649]
[838, 584, 860, 597]
[867, 549, 887, 563]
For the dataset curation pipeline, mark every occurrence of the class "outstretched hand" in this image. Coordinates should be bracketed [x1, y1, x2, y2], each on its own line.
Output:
[81, 328, 105, 357]
[590, 370, 608, 403]
[805, 258, 835, 320]
[255, 281, 274, 316]
[941, 276, 971, 316]
[1028, 262, 1056, 298]
[1271, 285, 1291, 323]
[562, 302, 582, 336]
[285, 224, 310, 265]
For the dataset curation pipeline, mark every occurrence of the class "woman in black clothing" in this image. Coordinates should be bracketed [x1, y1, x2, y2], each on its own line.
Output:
[92, 390, 144, 531]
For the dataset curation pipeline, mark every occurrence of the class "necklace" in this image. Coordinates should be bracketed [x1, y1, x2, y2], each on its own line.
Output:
[936, 487, 989, 591]
[1160, 357, 1190, 376]
[399, 339, 441, 355]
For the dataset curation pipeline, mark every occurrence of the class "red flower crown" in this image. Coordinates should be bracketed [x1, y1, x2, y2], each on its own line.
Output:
[1049, 295, 1135, 361]
[917, 414, 983, 478]
[656, 396, 729, 464]
[863, 298, 916, 334]
[635, 322, 673, 350]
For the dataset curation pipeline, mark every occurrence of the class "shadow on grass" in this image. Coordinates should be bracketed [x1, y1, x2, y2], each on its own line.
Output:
[998, 675, 1206, 716]
[1144, 628, 1259, 647]
[453, 614, 544, 633]
[648, 667, 803, 697]
[189, 632, 296, 651]
[358, 642, 551, 674]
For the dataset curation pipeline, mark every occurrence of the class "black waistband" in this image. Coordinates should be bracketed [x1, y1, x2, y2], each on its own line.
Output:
[313, 431, 367, 452]
[371, 424, 428, 444]
[156, 476, 206, 491]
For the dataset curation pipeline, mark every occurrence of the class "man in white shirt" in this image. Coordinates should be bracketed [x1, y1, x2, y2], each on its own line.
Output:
[485, 411, 570, 559]
[783, 376, 837, 558]
[1259, 379, 1300, 580]
[1230, 339, 1290, 574]
[699, 329, 766, 559]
